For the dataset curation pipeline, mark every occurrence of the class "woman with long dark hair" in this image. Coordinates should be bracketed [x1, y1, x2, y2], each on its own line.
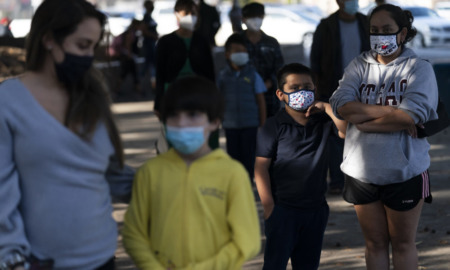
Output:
[0, 0, 132, 269]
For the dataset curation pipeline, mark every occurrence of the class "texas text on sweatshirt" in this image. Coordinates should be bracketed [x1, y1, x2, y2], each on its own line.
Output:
[330, 48, 439, 185]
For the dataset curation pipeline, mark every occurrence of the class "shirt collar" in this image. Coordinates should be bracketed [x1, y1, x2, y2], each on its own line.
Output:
[275, 108, 326, 126]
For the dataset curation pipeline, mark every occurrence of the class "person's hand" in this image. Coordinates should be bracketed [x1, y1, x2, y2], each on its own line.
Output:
[305, 101, 325, 117]
[263, 202, 275, 220]
[409, 123, 423, 138]
[264, 80, 273, 90]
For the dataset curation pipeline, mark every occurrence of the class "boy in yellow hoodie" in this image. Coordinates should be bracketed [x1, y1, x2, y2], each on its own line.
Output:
[122, 76, 261, 270]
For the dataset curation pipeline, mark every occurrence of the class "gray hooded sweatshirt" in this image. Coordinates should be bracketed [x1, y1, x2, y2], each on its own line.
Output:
[330, 48, 439, 185]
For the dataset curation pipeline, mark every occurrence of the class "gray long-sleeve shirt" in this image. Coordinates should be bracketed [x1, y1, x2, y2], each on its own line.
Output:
[0, 79, 123, 269]
[330, 48, 439, 185]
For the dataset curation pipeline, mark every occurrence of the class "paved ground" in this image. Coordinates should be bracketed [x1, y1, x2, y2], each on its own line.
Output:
[111, 99, 450, 270]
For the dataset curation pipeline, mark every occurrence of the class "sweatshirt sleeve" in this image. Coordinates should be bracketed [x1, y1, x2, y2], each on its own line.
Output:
[0, 108, 30, 261]
[186, 166, 261, 270]
[329, 57, 363, 119]
[398, 60, 439, 124]
[121, 165, 165, 270]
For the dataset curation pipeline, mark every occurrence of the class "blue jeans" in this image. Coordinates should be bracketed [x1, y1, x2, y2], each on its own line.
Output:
[263, 203, 329, 270]
[225, 127, 258, 180]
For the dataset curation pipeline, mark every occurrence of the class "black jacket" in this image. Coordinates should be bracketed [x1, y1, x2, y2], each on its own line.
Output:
[310, 11, 370, 101]
[197, 1, 221, 47]
[154, 31, 215, 111]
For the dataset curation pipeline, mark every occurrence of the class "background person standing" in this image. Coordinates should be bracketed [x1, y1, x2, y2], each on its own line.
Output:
[310, 0, 370, 194]
[140, 0, 158, 88]
[196, 0, 221, 48]
[239, 2, 284, 118]
[153, 0, 218, 150]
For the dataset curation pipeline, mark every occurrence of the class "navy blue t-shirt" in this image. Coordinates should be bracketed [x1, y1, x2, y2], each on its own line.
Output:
[256, 109, 337, 209]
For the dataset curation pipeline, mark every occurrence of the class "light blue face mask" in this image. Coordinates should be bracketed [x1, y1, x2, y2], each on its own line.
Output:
[344, 0, 359, 15]
[230, 52, 249, 66]
[165, 126, 206, 154]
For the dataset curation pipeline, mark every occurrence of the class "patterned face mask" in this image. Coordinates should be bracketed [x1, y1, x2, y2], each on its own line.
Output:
[282, 89, 315, 111]
[370, 29, 402, 56]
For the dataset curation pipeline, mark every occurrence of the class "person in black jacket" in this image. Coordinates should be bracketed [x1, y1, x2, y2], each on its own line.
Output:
[310, 0, 370, 195]
[154, 0, 217, 149]
[140, 0, 158, 85]
[196, 0, 221, 47]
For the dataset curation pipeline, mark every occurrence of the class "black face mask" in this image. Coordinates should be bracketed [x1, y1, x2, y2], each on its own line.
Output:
[54, 52, 94, 85]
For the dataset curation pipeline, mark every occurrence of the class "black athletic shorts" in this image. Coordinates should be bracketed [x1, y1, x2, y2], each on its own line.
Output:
[343, 171, 432, 211]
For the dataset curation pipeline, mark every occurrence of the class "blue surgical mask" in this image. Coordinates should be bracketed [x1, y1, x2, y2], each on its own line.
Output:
[343, 0, 359, 15]
[283, 89, 315, 111]
[165, 126, 206, 154]
[230, 52, 249, 66]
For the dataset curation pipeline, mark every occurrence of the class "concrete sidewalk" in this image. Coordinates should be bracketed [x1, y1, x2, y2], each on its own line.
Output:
[112, 100, 450, 270]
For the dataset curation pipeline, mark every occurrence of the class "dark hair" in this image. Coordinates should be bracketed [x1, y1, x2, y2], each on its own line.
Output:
[369, 4, 417, 46]
[174, 0, 198, 14]
[144, 0, 154, 10]
[127, 19, 142, 31]
[276, 63, 314, 90]
[26, 0, 106, 70]
[242, 2, 265, 18]
[161, 76, 225, 123]
[26, 0, 124, 166]
[224, 33, 247, 52]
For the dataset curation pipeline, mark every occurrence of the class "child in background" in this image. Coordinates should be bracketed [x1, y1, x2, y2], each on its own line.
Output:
[239, 2, 284, 118]
[122, 76, 261, 270]
[110, 19, 143, 95]
[254, 63, 347, 270]
[154, 0, 218, 151]
[217, 33, 266, 180]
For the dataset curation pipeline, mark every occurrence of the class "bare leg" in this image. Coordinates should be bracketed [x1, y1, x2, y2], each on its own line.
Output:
[385, 200, 423, 270]
[354, 201, 390, 270]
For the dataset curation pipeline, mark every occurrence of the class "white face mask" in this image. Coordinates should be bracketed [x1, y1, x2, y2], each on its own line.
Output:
[230, 52, 249, 66]
[178, 14, 197, 31]
[244, 18, 263, 31]
[370, 29, 401, 56]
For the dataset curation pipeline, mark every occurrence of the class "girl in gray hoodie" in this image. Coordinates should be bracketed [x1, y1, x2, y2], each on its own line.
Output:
[330, 4, 438, 270]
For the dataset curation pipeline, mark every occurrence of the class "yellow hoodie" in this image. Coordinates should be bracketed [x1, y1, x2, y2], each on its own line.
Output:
[122, 149, 261, 270]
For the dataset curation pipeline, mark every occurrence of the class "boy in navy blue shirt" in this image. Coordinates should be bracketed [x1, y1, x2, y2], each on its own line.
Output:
[217, 33, 266, 180]
[254, 63, 347, 269]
